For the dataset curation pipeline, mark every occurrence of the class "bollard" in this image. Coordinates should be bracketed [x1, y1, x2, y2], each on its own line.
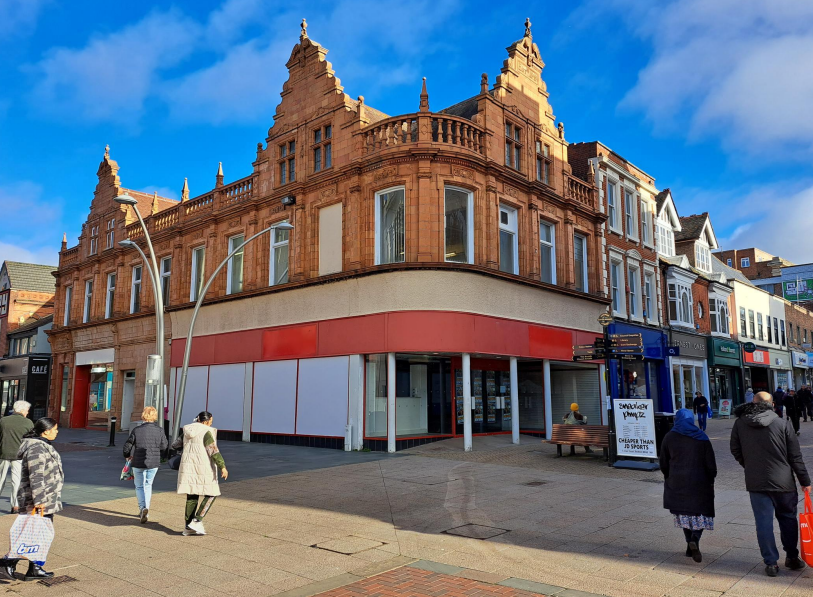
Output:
[108, 416, 117, 447]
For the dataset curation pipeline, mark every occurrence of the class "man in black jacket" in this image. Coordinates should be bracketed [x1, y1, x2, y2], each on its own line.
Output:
[731, 392, 811, 576]
[798, 385, 813, 422]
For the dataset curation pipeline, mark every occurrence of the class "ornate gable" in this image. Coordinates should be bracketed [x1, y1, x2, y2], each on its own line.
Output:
[91, 145, 122, 213]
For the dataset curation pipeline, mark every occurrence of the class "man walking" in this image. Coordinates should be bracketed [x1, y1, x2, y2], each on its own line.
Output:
[773, 386, 786, 418]
[0, 401, 34, 513]
[693, 391, 709, 431]
[799, 385, 813, 422]
[731, 391, 811, 576]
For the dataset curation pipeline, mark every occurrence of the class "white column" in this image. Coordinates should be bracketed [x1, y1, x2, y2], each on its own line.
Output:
[168, 367, 176, 432]
[242, 362, 253, 442]
[463, 353, 472, 452]
[543, 359, 552, 438]
[599, 363, 608, 425]
[347, 355, 364, 450]
[387, 352, 396, 453]
[510, 357, 519, 444]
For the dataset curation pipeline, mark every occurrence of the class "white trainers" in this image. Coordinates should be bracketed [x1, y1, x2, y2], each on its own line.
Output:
[188, 519, 206, 535]
[182, 526, 195, 536]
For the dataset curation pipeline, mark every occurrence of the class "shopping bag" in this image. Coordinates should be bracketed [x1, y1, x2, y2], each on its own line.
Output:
[121, 460, 134, 481]
[801, 490, 813, 566]
[6, 509, 54, 566]
[707, 405, 713, 418]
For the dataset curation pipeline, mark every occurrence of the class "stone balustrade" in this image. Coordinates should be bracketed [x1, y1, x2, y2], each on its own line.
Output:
[359, 113, 485, 157]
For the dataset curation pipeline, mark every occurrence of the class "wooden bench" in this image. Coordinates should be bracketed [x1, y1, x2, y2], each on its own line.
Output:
[545, 424, 609, 460]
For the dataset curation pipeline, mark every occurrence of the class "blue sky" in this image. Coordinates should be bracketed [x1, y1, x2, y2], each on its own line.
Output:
[2, 0, 813, 266]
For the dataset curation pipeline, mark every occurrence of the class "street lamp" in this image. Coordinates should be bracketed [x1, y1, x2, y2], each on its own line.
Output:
[115, 193, 166, 417]
[172, 222, 294, 442]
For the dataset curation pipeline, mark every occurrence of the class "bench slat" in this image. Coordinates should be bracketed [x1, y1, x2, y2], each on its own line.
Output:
[546, 424, 609, 447]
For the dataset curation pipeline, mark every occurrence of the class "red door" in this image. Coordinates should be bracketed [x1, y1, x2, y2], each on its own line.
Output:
[70, 366, 90, 429]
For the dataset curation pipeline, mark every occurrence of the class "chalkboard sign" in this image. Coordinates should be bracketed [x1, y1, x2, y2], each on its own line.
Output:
[613, 398, 657, 458]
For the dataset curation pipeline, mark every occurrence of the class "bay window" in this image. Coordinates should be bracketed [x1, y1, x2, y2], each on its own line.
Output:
[499, 204, 518, 275]
[540, 221, 555, 284]
[710, 298, 730, 335]
[444, 187, 473, 264]
[375, 187, 405, 265]
[668, 281, 693, 325]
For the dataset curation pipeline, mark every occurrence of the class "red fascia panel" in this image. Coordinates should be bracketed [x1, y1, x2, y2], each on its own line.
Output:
[319, 313, 387, 356]
[473, 315, 530, 356]
[262, 323, 318, 360]
[169, 335, 215, 368]
[386, 311, 475, 353]
[528, 325, 575, 360]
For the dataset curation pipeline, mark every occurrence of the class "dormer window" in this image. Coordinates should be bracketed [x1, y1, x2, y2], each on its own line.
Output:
[278, 140, 296, 186]
[656, 216, 675, 257]
[695, 241, 711, 272]
[666, 267, 697, 327]
[505, 123, 522, 171]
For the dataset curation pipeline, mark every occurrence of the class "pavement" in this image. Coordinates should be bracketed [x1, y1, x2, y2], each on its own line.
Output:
[0, 417, 811, 596]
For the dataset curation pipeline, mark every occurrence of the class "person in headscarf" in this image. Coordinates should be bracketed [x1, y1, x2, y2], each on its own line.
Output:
[659, 409, 717, 563]
[745, 388, 755, 404]
[562, 403, 592, 453]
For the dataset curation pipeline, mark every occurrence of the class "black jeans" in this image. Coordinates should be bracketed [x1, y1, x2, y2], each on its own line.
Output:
[749, 491, 799, 565]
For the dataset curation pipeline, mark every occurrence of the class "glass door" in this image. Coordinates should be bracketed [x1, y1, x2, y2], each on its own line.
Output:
[682, 367, 695, 410]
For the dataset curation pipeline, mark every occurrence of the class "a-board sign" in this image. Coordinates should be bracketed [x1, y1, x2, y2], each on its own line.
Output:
[613, 398, 657, 458]
[719, 399, 732, 417]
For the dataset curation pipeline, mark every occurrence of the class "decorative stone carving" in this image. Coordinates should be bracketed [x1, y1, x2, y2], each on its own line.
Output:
[452, 167, 474, 180]
[373, 167, 397, 182]
[228, 218, 241, 228]
[320, 187, 337, 199]
[504, 185, 519, 198]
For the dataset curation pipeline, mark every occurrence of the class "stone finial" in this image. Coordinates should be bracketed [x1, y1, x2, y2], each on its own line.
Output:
[216, 162, 224, 188]
[61, 232, 67, 251]
[181, 177, 189, 201]
[300, 18, 308, 41]
[524, 17, 532, 38]
[104, 144, 110, 159]
[557, 121, 565, 140]
[587, 162, 595, 185]
[480, 73, 488, 94]
[152, 191, 159, 214]
[257, 142, 263, 155]
[419, 77, 429, 112]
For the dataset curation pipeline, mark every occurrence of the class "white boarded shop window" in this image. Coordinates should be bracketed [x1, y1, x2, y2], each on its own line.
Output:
[207, 364, 245, 433]
[174, 366, 208, 424]
[319, 203, 343, 276]
[296, 356, 349, 436]
[252, 360, 298, 434]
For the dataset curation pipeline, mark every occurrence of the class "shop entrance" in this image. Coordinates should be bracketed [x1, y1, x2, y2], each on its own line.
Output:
[746, 367, 769, 393]
[671, 363, 705, 410]
[454, 360, 512, 435]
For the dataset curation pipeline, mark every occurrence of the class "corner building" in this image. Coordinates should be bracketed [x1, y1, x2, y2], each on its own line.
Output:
[50, 22, 610, 450]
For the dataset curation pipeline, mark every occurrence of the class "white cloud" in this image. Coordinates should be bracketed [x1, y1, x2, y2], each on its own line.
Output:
[607, 0, 813, 157]
[0, 241, 59, 267]
[27, 8, 201, 125]
[139, 186, 180, 201]
[0, 180, 68, 267]
[0, 0, 49, 40]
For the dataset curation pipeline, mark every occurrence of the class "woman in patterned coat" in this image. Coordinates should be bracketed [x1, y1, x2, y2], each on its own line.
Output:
[0, 418, 63, 581]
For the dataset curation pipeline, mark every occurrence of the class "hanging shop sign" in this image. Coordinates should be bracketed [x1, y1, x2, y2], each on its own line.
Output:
[792, 351, 808, 368]
[783, 279, 813, 301]
[744, 349, 769, 365]
[613, 398, 657, 459]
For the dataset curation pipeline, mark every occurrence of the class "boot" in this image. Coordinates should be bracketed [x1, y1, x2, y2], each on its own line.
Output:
[23, 562, 53, 581]
[0, 559, 18, 580]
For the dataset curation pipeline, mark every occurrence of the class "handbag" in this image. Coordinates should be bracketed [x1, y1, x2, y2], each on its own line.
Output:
[7, 507, 54, 566]
[168, 453, 182, 471]
[120, 460, 134, 481]
[801, 490, 813, 566]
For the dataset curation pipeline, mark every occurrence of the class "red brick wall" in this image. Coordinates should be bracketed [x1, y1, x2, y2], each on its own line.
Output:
[0, 289, 54, 357]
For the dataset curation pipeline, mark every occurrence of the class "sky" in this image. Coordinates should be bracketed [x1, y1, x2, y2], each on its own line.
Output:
[1, 0, 813, 267]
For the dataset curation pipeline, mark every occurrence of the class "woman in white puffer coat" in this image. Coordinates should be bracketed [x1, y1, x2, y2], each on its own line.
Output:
[172, 411, 228, 536]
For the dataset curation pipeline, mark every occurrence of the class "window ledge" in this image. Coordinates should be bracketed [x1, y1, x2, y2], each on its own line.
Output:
[627, 235, 640, 243]
[612, 310, 627, 318]
[669, 321, 696, 330]
[629, 315, 645, 324]
[711, 332, 731, 339]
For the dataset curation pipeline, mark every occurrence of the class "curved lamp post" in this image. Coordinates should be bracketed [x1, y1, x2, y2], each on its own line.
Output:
[115, 193, 166, 416]
[172, 221, 294, 442]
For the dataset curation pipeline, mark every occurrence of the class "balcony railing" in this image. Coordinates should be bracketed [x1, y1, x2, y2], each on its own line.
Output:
[60, 246, 79, 266]
[221, 175, 255, 208]
[566, 174, 596, 209]
[184, 193, 214, 218]
[359, 113, 486, 157]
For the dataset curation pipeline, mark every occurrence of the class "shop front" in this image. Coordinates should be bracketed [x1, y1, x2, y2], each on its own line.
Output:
[607, 322, 671, 413]
[808, 351, 813, 385]
[0, 355, 51, 419]
[668, 331, 710, 411]
[743, 347, 770, 393]
[71, 348, 115, 429]
[792, 351, 808, 389]
[769, 348, 793, 391]
[707, 337, 743, 410]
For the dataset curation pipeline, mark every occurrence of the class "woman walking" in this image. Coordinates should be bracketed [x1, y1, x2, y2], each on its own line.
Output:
[659, 408, 717, 563]
[123, 406, 168, 524]
[173, 412, 228, 536]
[0, 418, 63, 580]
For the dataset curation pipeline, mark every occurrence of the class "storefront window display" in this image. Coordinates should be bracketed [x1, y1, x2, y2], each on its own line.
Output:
[517, 361, 544, 431]
[89, 367, 113, 412]
[365, 354, 388, 437]
[671, 363, 706, 410]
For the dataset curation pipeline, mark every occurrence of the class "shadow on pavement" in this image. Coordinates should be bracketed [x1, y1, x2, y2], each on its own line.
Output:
[59, 505, 178, 536]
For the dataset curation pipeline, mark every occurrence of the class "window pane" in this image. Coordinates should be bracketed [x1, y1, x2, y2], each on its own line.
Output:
[444, 188, 470, 263]
[289, 158, 296, 181]
[499, 230, 515, 274]
[574, 236, 585, 292]
[192, 247, 205, 301]
[514, 146, 520, 169]
[505, 124, 511, 137]
[325, 125, 332, 139]
[314, 129, 322, 143]
[289, 140, 295, 152]
[540, 245, 552, 284]
[514, 127, 520, 141]
[536, 158, 542, 181]
[365, 354, 388, 437]
[229, 235, 244, 294]
[379, 189, 405, 265]
[505, 142, 511, 166]
[536, 141, 541, 153]
[325, 143, 332, 168]
[274, 243, 289, 285]
[314, 147, 321, 172]
[280, 161, 286, 184]
[280, 144, 286, 158]
[540, 222, 552, 244]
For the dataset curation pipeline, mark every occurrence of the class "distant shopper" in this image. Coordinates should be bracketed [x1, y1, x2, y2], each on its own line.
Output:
[744, 388, 755, 403]
[798, 385, 813, 422]
[123, 406, 168, 524]
[730, 392, 811, 576]
[0, 418, 63, 580]
[0, 401, 33, 514]
[660, 408, 716, 563]
[173, 411, 228, 536]
[563, 403, 592, 454]
[786, 390, 801, 435]
[773, 386, 786, 417]
[693, 392, 710, 431]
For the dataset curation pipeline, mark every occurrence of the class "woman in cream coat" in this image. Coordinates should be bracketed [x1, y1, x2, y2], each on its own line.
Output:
[172, 411, 228, 536]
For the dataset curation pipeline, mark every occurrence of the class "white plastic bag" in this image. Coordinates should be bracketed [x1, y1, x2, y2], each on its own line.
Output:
[6, 510, 54, 566]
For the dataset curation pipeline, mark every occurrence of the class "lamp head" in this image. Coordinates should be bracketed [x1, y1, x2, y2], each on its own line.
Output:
[114, 193, 138, 206]
[273, 222, 294, 231]
[118, 239, 135, 248]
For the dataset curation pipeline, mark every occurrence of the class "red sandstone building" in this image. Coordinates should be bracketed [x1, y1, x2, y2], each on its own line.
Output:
[50, 21, 615, 450]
